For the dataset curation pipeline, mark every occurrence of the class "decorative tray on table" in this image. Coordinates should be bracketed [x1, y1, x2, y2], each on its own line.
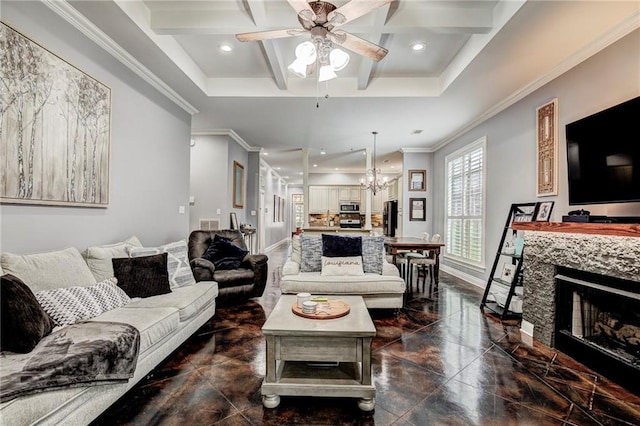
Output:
[292, 299, 350, 319]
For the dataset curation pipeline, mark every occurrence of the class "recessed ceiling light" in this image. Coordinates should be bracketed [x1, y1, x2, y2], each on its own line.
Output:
[276, 167, 281, 170]
[218, 44, 232, 53]
[313, 164, 318, 167]
[299, 172, 303, 175]
[411, 42, 426, 51]
[320, 149, 326, 155]
[262, 152, 269, 156]
[334, 167, 339, 170]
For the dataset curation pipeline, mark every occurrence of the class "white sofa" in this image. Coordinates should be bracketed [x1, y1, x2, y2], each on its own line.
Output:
[280, 235, 406, 309]
[0, 239, 218, 425]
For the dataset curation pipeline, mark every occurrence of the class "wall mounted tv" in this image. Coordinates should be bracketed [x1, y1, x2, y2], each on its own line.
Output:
[565, 96, 640, 205]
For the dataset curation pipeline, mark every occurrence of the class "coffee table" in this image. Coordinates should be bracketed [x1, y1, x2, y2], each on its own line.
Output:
[261, 295, 376, 411]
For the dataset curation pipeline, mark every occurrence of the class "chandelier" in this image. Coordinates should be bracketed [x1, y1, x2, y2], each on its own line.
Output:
[360, 131, 388, 195]
[288, 28, 350, 82]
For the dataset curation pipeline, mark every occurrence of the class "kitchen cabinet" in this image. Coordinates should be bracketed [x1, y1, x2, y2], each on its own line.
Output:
[327, 188, 340, 213]
[309, 187, 328, 213]
[387, 179, 398, 201]
[371, 189, 387, 213]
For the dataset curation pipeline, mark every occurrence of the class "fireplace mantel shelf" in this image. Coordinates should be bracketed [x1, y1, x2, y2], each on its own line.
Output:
[512, 222, 640, 238]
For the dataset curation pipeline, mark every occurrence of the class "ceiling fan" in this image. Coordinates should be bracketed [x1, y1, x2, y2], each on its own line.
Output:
[236, 0, 393, 63]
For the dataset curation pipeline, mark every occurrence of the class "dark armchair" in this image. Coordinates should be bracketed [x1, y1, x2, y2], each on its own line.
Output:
[188, 230, 268, 304]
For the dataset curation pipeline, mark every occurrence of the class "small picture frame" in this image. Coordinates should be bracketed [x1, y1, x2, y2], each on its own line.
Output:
[409, 198, 426, 221]
[230, 212, 238, 230]
[534, 201, 554, 222]
[501, 263, 517, 282]
[408, 170, 426, 191]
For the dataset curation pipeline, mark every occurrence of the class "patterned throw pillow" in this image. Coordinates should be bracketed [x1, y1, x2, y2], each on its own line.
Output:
[362, 235, 385, 275]
[128, 240, 196, 289]
[301, 235, 323, 272]
[320, 256, 364, 276]
[35, 277, 131, 326]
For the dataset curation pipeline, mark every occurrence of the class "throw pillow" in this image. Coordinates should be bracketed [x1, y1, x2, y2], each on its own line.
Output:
[1, 247, 97, 293]
[320, 256, 365, 276]
[112, 253, 171, 298]
[201, 235, 248, 270]
[129, 240, 196, 289]
[83, 236, 143, 282]
[291, 234, 302, 265]
[0, 274, 54, 353]
[362, 235, 385, 274]
[35, 277, 132, 327]
[300, 234, 323, 272]
[322, 234, 362, 258]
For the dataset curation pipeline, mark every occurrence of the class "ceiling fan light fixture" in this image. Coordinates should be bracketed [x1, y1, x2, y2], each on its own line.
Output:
[295, 41, 317, 64]
[318, 64, 337, 82]
[329, 48, 349, 71]
[288, 58, 308, 78]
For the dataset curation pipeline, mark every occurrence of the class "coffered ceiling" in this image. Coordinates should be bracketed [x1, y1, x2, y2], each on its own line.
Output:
[63, 0, 639, 184]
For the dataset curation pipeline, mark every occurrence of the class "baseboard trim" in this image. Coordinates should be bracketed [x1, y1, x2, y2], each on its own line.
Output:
[440, 264, 485, 289]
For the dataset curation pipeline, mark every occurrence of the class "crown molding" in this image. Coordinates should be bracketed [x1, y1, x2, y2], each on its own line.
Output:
[433, 11, 640, 152]
[400, 147, 435, 154]
[191, 129, 262, 152]
[41, 0, 198, 115]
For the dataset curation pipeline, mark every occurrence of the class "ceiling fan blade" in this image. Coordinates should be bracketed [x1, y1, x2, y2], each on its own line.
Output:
[325, 0, 393, 28]
[328, 30, 388, 62]
[287, 0, 317, 25]
[236, 28, 307, 42]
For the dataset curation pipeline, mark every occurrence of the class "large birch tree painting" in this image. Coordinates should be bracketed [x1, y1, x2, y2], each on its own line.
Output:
[1, 22, 111, 207]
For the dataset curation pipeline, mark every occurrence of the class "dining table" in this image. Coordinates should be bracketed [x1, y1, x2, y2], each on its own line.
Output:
[384, 237, 446, 284]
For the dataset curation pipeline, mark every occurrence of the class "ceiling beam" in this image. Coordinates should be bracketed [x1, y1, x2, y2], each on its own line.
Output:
[357, 4, 390, 90]
[245, 0, 288, 90]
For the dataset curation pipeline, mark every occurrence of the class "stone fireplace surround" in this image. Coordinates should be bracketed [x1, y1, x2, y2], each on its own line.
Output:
[514, 223, 640, 346]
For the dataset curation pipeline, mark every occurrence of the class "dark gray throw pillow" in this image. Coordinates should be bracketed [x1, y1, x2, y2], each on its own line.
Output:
[322, 234, 362, 258]
[202, 234, 248, 270]
[0, 274, 54, 353]
[112, 253, 171, 298]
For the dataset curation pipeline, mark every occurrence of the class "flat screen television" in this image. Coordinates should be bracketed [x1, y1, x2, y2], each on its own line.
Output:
[565, 96, 640, 205]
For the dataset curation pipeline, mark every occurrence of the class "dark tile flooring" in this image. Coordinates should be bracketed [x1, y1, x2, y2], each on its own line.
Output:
[93, 242, 640, 425]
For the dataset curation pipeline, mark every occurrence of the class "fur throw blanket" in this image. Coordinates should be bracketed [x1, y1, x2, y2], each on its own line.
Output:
[1, 321, 140, 402]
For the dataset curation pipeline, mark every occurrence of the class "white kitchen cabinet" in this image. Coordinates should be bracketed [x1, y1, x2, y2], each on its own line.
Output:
[327, 187, 340, 213]
[349, 187, 361, 202]
[371, 188, 387, 213]
[309, 186, 328, 213]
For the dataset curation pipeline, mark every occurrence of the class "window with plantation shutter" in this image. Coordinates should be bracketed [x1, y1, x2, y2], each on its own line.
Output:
[445, 137, 486, 268]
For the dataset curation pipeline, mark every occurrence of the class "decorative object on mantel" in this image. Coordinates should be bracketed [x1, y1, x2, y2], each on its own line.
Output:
[534, 201, 554, 222]
[0, 23, 111, 208]
[360, 131, 388, 195]
[536, 98, 558, 197]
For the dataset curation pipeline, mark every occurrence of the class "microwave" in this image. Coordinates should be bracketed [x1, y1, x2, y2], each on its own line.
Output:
[340, 203, 360, 212]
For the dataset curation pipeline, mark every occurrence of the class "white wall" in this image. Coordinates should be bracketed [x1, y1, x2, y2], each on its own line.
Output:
[1, 2, 192, 253]
[432, 29, 640, 283]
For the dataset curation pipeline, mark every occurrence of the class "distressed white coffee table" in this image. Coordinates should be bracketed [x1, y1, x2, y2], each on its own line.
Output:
[261, 295, 376, 411]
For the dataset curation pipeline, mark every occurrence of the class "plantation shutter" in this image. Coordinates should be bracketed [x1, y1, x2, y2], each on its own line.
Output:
[445, 139, 485, 267]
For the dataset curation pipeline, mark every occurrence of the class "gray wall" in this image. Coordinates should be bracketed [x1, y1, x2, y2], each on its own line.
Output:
[1, 1, 192, 254]
[189, 135, 229, 231]
[227, 139, 249, 227]
[432, 29, 640, 285]
[402, 152, 434, 238]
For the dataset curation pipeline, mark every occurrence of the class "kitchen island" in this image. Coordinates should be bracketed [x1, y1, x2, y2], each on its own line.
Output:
[303, 227, 372, 235]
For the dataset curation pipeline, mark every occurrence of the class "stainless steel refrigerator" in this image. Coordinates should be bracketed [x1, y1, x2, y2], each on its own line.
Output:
[383, 200, 398, 237]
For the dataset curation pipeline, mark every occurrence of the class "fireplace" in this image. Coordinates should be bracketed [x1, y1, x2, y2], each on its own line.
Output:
[555, 267, 640, 393]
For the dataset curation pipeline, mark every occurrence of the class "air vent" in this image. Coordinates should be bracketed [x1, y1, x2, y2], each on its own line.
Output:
[411, 129, 423, 134]
[199, 219, 220, 231]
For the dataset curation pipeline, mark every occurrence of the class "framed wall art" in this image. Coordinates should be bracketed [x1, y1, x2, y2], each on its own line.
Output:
[0, 22, 111, 207]
[536, 98, 558, 197]
[233, 161, 244, 208]
[408, 170, 426, 191]
[280, 197, 285, 222]
[409, 198, 426, 221]
[273, 194, 278, 222]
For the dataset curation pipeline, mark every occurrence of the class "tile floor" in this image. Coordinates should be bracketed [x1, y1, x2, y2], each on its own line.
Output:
[93, 242, 640, 425]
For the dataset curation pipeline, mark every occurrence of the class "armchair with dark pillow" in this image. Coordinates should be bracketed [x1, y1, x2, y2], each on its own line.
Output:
[188, 230, 268, 304]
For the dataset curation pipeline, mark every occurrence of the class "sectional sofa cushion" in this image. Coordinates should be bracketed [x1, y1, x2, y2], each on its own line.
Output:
[301, 234, 323, 272]
[0, 274, 54, 353]
[112, 253, 171, 298]
[322, 234, 362, 257]
[128, 240, 196, 289]
[35, 277, 131, 326]
[0, 247, 97, 292]
[83, 236, 142, 282]
[124, 282, 218, 322]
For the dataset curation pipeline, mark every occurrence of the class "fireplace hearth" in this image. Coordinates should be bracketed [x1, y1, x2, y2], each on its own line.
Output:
[555, 267, 640, 393]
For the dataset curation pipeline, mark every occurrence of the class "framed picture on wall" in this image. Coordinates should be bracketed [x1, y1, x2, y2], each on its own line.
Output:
[280, 197, 285, 222]
[408, 170, 426, 191]
[536, 98, 558, 197]
[273, 195, 278, 222]
[233, 161, 244, 208]
[409, 198, 426, 221]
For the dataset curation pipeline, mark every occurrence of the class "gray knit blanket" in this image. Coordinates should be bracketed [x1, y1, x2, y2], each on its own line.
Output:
[0, 321, 140, 402]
